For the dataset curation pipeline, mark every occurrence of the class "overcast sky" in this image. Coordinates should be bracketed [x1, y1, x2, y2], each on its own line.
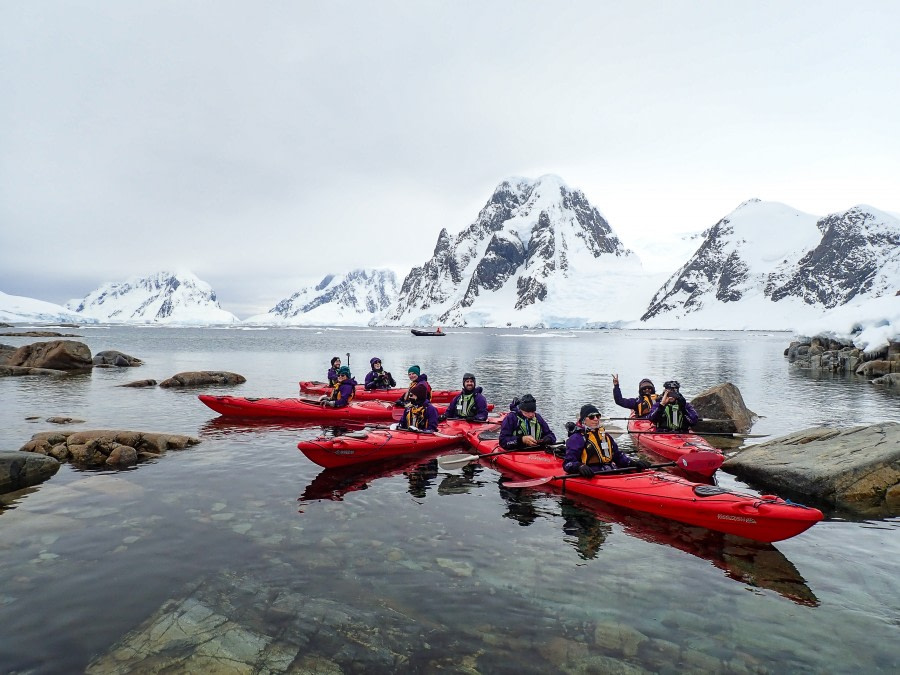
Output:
[2, 1, 898, 318]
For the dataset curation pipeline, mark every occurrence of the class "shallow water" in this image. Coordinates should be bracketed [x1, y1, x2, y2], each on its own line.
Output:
[1, 326, 898, 673]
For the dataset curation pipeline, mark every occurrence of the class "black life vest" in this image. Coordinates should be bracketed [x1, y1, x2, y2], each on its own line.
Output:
[635, 393, 658, 417]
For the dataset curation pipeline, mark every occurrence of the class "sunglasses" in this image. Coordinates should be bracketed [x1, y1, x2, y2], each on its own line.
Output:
[640, 387, 654, 393]
[585, 413, 601, 420]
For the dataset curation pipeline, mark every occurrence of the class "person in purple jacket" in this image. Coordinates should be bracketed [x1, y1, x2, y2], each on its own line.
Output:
[612, 374, 658, 418]
[395, 365, 431, 406]
[443, 372, 489, 421]
[326, 356, 342, 386]
[322, 366, 357, 408]
[648, 380, 699, 432]
[498, 394, 556, 450]
[563, 404, 650, 476]
[397, 383, 439, 432]
[364, 357, 397, 390]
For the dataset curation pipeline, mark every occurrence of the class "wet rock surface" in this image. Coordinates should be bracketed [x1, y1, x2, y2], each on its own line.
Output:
[19, 430, 200, 468]
[159, 371, 246, 388]
[0, 451, 60, 494]
[93, 350, 143, 367]
[3, 339, 93, 371]
[724, 422, 900, 516]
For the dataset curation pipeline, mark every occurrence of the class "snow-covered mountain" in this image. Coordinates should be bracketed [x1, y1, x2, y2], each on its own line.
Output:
[768, 205, 900, 307]
[0, 290, 96, 324]
[380, 175, 659, 327]
[65, 271, 239, 324]
[640, 201, 900, 330]
[244, 269, 398, 326]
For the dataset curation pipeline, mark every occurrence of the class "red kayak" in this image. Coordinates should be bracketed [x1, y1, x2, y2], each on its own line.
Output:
[298, 381, 457, 403]
[298, 416, 504, 468]
[464, 431, 822, 543]
[199, 395, 491, 423]
[627, 415, 725, 475]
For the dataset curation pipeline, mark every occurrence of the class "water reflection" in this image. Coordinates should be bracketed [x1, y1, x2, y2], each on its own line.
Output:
[498, 480, 818, 606]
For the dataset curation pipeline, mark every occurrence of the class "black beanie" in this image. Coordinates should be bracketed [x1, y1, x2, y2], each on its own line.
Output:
[331, 356, 341, 367]
[579, 404, 600, 421]
[462, 372, 476, 384]
[518, 394, 537, 412]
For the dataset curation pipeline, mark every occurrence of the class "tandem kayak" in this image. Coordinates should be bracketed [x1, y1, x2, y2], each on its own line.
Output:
[199, 395, 492, 423]
[298, 415, 505, 468]
[464, 431, 822, 543]
[627, 415, 725, 474]
[298, 381, 458, 403]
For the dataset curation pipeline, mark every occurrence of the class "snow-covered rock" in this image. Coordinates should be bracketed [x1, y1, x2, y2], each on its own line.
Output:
[380, 175, 658, 327]
[244, 269, 398, 326]
[794, 294, 900, 353]
[65, 271, 239, 324]
[0, 291, 94, 324]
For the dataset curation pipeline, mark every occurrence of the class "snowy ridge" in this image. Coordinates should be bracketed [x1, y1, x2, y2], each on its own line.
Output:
[640, 200, 822, 327]
[0, 291, 95, 324]
[381, 175, 659, 327]
[65, 271, 239, 324]
[245, 269, 398, 326]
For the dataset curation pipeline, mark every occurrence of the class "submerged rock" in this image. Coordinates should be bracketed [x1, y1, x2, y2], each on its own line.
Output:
[723, 422, 900, 516]
[19, 430, 200, 468]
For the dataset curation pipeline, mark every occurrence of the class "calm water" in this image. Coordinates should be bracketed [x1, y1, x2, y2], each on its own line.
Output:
[1, 326, 898, 673]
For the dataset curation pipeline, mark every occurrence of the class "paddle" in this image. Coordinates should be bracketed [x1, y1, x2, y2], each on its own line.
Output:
[627, 429, 766, 439]
[605, 417, 735, 423]
[438, 444, 563, 470]
[502, 451, 721, 488]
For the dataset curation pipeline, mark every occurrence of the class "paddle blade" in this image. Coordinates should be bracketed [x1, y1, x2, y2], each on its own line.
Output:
[502, 475, 563, 488]
[437, 453, 480, 470]
[677, 450, 724, 476]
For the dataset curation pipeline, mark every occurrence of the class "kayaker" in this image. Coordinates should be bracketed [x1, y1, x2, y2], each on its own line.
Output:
[327, 356, 342, 386]
[397, 383, 439, 432]
[395, 365, 432, 406]
[364, 357, 397, 391]
[647, 380, 699, 432]
[498, 394, 556, 449]
[322, 366, 357, 408]
[612, 375, 658, 418]
[563, 404, 651, 476]
[442, 372, 489, 421]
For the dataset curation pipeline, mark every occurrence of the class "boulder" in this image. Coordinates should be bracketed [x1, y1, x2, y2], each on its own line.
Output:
[690, 382, 756, 433]
[870, 373, 900, 387]
[93, 350, 143, 367]
[0, 451, 60, 494]
[7, 340, 93, 371]
[0, 343, 17, 364]
[856, 360, 896, 377]
[723, 422, 900, 516]
[159, 371, 246, 388]
[20, 430, 200, 468]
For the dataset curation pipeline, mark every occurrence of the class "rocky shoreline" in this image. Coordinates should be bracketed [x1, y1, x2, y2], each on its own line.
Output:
[785, 336, 900, 386]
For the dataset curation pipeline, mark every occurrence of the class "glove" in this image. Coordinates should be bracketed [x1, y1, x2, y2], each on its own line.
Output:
[437, 413, 447, 422]
[326, 401, 337, 408]
[633, 459, 651, 470]
[675, 393, 686, 406]
[578, 464, 595, 478]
